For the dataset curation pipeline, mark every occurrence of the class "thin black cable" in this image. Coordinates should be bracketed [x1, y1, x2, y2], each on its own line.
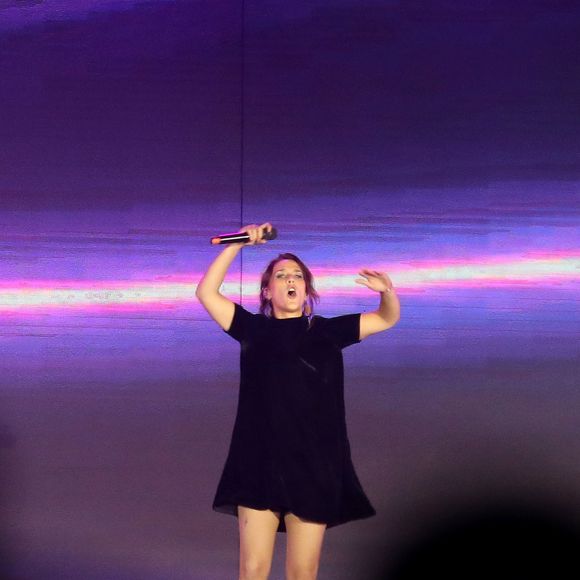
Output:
[239, 0, 245, 306]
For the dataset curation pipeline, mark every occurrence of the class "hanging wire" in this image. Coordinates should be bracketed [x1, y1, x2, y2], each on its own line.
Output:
[239, 0, 246, 306]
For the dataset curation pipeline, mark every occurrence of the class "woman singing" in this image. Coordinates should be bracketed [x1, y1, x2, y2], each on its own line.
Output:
[196, 222, 400, 580]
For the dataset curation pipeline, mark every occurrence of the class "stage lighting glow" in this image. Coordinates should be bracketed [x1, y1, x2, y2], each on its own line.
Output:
[0, 255, 577, 312]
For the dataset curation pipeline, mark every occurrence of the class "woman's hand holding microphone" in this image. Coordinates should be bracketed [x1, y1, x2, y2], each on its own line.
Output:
[238, 223, 275, 245]
[210, 223, 276, 246]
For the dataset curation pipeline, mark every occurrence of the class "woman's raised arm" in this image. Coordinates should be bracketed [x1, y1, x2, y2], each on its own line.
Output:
[195, 223, 272, 331]
[356, 269, 401, 340]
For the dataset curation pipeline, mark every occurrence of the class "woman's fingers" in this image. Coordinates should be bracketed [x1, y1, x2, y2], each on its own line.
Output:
[240, 224, 256, 244]
[246, 226, 259, 245]
[257, 222, 271, 244]
[240, 222, 272, 245]
[258, 222, 272, 243]
[357, 268, 393, 292]
[359, 269, 386, 278]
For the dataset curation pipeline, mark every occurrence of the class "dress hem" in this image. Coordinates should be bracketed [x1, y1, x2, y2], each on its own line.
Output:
[213, 500, 376, 534]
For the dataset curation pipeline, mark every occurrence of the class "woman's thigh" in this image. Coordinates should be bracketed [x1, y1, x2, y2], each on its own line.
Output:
[284, 512, 327, 579]
[238, 505, 281, 577]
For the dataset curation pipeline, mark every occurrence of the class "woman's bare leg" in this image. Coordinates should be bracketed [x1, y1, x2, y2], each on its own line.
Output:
[238, 505, 281, 580]
[284, 512, 327, 580]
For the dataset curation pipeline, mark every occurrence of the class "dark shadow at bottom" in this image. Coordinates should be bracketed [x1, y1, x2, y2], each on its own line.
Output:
[370, 496, 580, 579]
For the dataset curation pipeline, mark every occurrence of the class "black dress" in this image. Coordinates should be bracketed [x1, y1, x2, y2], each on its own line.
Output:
[212, 302, 376, 533]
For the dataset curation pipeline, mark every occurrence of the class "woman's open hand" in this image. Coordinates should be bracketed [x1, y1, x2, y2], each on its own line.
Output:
[355, 269, 394, 293]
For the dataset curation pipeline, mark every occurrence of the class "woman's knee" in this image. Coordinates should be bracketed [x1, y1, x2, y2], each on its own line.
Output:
[239, 557, 272, 580]
[285, 561, 320, 580]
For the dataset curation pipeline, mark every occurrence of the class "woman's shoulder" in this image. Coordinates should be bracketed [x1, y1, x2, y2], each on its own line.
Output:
[224, 303, 268, 341]
[308, 312, 361, 348]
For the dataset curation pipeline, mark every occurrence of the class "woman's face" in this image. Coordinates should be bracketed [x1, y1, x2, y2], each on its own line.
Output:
[264, 259, 307, 319]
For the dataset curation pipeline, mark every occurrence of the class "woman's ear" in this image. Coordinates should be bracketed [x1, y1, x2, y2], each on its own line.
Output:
[263, 288, 271, 300]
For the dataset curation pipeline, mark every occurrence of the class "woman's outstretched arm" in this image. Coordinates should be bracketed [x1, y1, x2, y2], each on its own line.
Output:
[195, 244, 241, 331]
[356, 269, 401, 340]
[195, 223, 272, 330]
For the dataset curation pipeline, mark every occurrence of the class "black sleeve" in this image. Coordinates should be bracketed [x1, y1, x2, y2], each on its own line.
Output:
[321, 313, 361, 349]
[223, 302, 256, 342]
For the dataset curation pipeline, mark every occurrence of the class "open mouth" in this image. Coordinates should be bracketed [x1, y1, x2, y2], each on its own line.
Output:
[287, 288, 297, 299]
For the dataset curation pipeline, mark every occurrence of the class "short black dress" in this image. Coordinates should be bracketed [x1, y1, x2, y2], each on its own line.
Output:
[212, 302, 376, 533]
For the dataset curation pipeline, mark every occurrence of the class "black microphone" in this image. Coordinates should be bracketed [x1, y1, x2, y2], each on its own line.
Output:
[210, 227, 278, 245]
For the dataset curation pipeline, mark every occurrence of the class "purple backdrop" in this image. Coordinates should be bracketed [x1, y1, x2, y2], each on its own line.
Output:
[0, 1, 579, 578]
